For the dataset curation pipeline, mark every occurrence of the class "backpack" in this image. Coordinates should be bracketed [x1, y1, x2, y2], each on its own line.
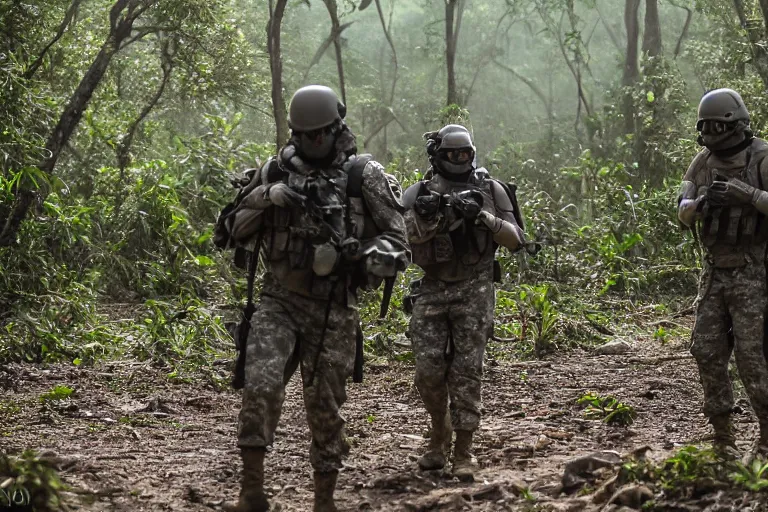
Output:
[495, 180, 525, 232]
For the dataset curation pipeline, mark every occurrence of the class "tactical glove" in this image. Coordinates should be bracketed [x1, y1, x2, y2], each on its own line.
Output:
[476, 210, 498, 230]
[413, 191, 442, 219]
[361, 241, 408, 278]
[451, 190, 483, 220]
[267, 182, 305, 208]
[707, 178, 756, 206]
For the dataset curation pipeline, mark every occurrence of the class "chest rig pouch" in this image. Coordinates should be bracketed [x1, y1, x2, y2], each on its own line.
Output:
[699, 140, 768, 267]
[412, 172, 495, 269]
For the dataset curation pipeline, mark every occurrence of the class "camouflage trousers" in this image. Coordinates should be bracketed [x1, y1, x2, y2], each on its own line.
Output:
[691, 262, 768, 425]
[409, 271, 495, 432]
[237, 275, 357, 472]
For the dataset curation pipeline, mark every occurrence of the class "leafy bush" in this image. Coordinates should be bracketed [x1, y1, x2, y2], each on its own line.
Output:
[578, 392, 637, 426]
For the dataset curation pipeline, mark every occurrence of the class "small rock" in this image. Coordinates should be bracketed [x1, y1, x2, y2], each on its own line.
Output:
[596, 340, 632, 355]
[607, 484, 654, 509]
[561, 451, 622, 492]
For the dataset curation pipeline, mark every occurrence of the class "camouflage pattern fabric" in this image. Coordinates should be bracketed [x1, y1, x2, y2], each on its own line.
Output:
[409, 270, 495, 431]
[690, 261, 768, 427]
[237, 273, 356, 472]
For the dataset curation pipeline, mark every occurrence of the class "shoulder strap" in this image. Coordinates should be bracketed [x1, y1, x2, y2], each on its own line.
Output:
[346, 154, 373, 198]
[264, 158, 288, 184]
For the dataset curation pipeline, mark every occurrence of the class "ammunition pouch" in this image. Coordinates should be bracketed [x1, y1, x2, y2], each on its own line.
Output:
[403, 278, 423, 314]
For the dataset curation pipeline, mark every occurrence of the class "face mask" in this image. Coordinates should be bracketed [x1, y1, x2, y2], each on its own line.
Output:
[437, 160, 472, 175]
[697, 120, 746, 151]
[297, 125, 337, 160]
[436, 149, 474, 176]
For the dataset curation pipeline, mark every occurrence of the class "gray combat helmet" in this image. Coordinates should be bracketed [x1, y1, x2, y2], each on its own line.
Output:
[437, 124, 476, 152]
[288, 85, 346, 132]
[697, 88, 750, 127]
[429, 124, 476, 177]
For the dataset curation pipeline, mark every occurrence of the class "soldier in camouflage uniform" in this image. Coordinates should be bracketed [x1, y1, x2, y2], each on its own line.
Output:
[220, 85, 409, 512]
[678, 88, 768, 458]
[402, 125, 524, 481]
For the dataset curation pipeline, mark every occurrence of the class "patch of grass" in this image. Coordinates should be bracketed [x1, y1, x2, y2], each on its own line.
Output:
[578, 392, 636, 425]
[0, 399, 22, 420]
[0, 450, 67, 511]
[39, 385, 74, 403]
[620, 446, 724, 497]
[730, 458, 768, 491]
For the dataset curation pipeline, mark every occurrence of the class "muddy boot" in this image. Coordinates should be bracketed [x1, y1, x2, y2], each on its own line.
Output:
[417, 412, 452, 470]
[224, 448, 270, 512]
[452, 430, 476, 482]
[711, 414, 739, 461]
[313, 470, 338, 512]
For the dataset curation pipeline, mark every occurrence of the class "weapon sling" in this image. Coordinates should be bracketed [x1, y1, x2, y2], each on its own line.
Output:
[232, 231, 263, 390]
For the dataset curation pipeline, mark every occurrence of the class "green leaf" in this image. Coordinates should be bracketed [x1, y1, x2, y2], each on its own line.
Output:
[194, 255, 215, 267]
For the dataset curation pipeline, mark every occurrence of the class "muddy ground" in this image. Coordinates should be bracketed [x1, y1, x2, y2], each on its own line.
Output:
[1, 321, 766, 511]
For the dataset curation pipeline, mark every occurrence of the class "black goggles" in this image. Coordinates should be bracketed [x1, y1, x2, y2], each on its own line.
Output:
[298, 124, 338, 140]
[696, 119, 736, 135]
[440, 148, 474, 164]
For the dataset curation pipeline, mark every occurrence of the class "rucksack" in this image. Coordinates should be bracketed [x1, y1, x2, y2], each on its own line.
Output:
[496, 180, 525, 232]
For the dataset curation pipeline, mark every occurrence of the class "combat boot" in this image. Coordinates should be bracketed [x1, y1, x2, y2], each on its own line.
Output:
[313, 470, 338, 512]
[711, 414, 739, 460]
[452, 430, 476, 482]
[225, 448, 270, 512]
[417, 412, 452, 470]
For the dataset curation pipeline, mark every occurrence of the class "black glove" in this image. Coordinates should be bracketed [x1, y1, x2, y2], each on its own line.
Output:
[414, 191, 442, 219]
[707, 178, 755, 207]
[451, 190, 484, 220]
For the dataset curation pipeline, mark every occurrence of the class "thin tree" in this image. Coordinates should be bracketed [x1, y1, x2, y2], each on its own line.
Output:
[267, 0, 289, 149]
[642, 0, 662, 56]
[0, 0, 159, 246]
[622, 0, 641, 135]
[445, 0, 466, 106]
[322, 0, 348, 105]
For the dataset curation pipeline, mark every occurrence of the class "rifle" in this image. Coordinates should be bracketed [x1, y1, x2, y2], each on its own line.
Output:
[232, 232, 263, 390]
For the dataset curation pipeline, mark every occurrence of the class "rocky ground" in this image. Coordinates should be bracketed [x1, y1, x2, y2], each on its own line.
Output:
[2, 323, 767, 511]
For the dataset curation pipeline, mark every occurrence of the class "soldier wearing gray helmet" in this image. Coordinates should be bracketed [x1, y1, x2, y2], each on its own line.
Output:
[220, 85, 409, 512]
[402, 124, 524, 481]
[678, 88, 768, 459]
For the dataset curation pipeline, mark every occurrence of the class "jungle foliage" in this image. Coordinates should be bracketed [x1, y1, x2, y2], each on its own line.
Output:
[0, 0, 763, 369]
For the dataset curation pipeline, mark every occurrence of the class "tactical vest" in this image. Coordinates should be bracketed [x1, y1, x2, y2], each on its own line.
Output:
[696, 140, 768, 252]
[411, 172, 496, 281]
[258, 154, 375, 298]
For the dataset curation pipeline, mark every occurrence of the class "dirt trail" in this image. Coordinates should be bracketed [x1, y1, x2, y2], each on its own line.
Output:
[0, 333, 758, 511]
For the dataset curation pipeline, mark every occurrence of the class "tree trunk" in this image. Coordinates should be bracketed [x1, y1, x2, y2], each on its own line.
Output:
[0, 0, 152, 246]
[737, 0, 768, 89]
[642, 0, 662, 56]
[117, 40, 174, 174]
[622, 0, 641, 135]
[445, 0, 464, 106]
[323, 0, 347, 105]
[267, 0, 289, 149]
[760, 0, 768, 35]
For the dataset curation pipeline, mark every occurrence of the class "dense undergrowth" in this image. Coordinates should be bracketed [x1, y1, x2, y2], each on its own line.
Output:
[0, 69, 714, 378]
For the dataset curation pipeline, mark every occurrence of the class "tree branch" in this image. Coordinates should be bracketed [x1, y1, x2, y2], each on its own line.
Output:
[24, 0, 83, 80]
[667, 0, 692, 58]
